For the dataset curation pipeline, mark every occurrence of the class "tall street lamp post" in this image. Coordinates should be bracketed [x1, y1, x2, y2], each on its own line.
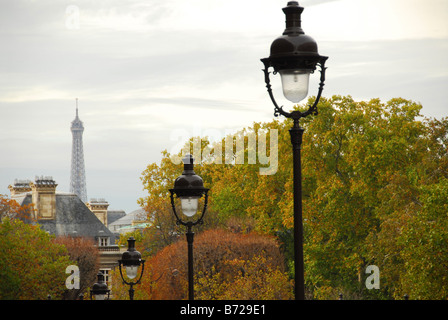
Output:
[260, 1, 328, 300]
[169, 154, 209, 300]
[118, 237, 145, 300]
[90, 272, 110, 300]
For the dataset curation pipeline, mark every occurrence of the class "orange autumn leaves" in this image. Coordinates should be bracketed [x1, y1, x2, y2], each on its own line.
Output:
[137, 95, 448, 299]
[112, 229, 293, 300]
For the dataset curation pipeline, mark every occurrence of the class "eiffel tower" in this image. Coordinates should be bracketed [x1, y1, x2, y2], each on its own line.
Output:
[70, 98, 87, 202]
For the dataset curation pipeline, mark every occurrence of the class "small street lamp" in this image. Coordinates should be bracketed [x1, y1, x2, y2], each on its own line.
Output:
[260, 1, 328, 300]
[169, 154, 209, 300]
[90, 272, 110, 300]
[118, 237, 145, 300]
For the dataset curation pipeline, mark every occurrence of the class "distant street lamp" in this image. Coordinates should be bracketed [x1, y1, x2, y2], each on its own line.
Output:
[260, 1, 328, 300]
[118, 237, 145, 300]
[90, 272, 110, 300]
[169, 154, 209, 300]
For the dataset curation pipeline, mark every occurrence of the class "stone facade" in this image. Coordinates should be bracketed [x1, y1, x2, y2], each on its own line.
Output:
[8, 177, 123, 280]
[87, 198, 110, 227]
[30, 176, 57, 220]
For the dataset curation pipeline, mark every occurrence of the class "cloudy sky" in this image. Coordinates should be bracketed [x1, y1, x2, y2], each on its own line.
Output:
[1, 0, 447, 213]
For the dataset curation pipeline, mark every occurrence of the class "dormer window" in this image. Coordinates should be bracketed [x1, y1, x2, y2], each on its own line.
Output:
[98, 236, 109, 247]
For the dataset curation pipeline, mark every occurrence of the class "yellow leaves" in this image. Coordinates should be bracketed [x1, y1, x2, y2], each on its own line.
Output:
[145, 229, 290, 300]
[0, 218, 74, 299]
[195, 254, 293, 300]
[137, 95, 447, 299]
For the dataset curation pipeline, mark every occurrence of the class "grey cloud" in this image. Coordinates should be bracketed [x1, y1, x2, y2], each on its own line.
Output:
[1, 0, 447, 213]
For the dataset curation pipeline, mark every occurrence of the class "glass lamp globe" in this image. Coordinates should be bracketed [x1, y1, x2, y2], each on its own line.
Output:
[180, 196, 199, 217]
[279, 69, 310, 103]
[95, 293, 106, 300]
[125, 265, 138, 280]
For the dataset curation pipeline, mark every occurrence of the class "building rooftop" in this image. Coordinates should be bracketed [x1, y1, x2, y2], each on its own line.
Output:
[107, 209, 126, 225]
[16, 192, 118, 243]
[108, 208, 150, 234]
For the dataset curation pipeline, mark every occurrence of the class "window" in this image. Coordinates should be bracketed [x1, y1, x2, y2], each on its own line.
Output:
[98, 237, 109, 247]
[99, 269, 111, 287]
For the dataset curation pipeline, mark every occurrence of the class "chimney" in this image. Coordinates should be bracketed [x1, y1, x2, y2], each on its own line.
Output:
[30, 176, 57, 219]
[8, 179, 32, 197]
[87, 198, 109, 227]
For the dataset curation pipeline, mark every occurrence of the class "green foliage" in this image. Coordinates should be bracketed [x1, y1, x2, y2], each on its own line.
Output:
[301, 96, 447, 299]
[139, 95, 448, 299]
[397, 178, 448, 299]
[195, 254, 293, 300]
[0, 218, 74, 300]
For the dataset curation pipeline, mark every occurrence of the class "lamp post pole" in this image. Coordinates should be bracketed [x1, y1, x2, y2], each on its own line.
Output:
[260, 1, 328, 300]
[186, 224, 195, 300]
[290, 121, 305, 300]
[118, 237, 145, 300]
[169, 154, 209, 301]
[90, 272, 110, 300]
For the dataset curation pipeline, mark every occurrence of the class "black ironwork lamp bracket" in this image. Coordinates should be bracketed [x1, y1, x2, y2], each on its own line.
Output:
[261, 57, 327, 127]
[169, 189, 209, 228]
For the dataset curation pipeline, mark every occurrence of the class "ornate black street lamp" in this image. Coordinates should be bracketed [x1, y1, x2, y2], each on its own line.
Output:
[169, 154, 209, 300]
[90, 272, 110, 300]
[118, 237, 145, 300]
[260, 1, 328, 300]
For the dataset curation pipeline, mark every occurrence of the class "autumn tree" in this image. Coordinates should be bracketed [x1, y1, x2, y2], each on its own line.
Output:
[396, 177, 448, 299]
[195, 254, 293, 300]
[138, 151, 190, 254]
[0, 218, 74, 299]
[145, 229, 292, 300]
[139, 95, 447, 299]
[0, 194, 34, 223]
[297, 96, 447, 299]
[54, 236, 100, 300]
